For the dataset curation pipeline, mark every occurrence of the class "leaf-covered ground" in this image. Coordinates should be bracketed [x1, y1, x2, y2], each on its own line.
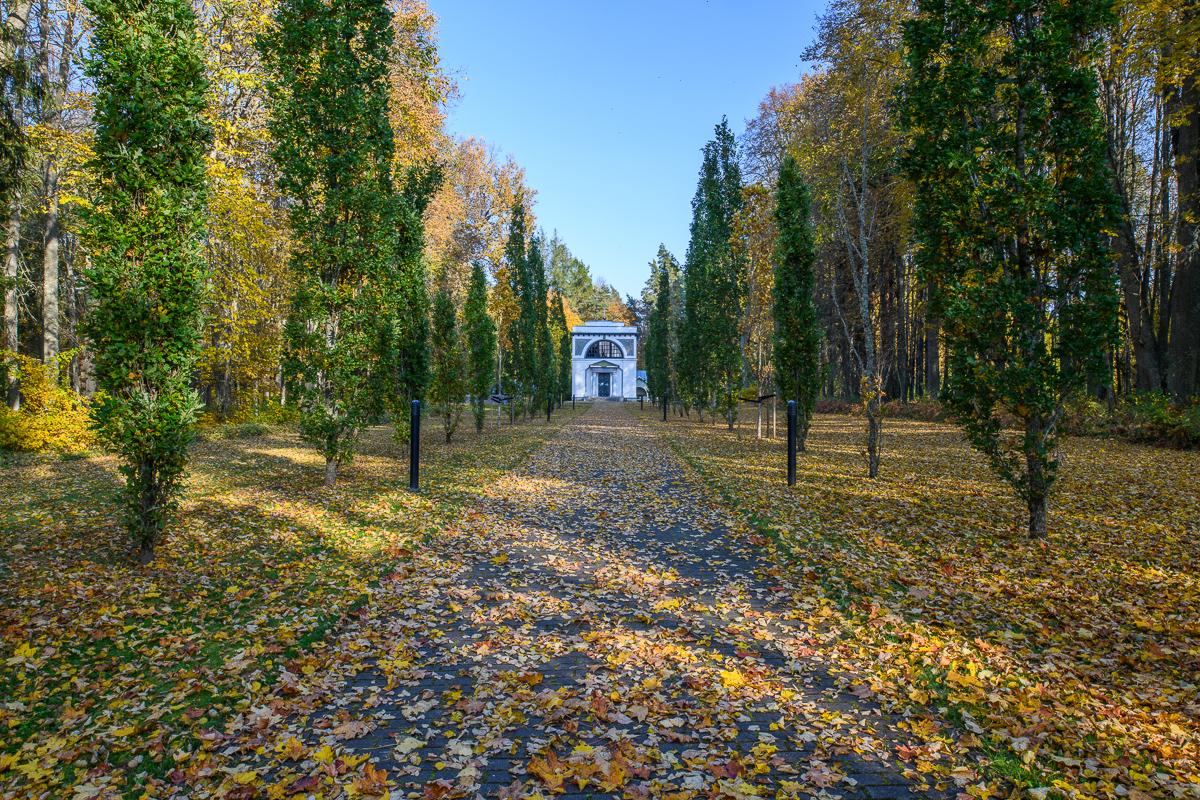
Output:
[194, 401, 950, 800]
[3, 403, 1196, 800]
[0, 408, 587, 799]
[652, 407, 1200, 800]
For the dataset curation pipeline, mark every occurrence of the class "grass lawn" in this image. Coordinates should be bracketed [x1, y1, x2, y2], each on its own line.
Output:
[0, 405, 588, 799]
[649, 408, 1199, 800]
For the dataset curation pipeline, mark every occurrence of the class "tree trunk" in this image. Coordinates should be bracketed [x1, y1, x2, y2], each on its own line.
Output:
[324, 456, 338, 487]
[0, 0, 35, 66]
[41, 165, 59, 371]
[3, 198, 18, 409]
[924, 317, 939, 399]
[135, 459, 162, 564]
[1167, 63, 1199, 400]
[1024, 416, 1049, 539]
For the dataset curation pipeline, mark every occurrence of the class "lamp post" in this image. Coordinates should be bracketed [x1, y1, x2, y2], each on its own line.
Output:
[786, 400, 796, 487]
[409, 399, 420, 492]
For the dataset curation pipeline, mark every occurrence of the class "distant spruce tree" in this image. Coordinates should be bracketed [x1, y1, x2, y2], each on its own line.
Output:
[428, 283, 464, 442]
[82, 0, 211, 563]
[900, 0, 1120, 537]
[464, 261, 496, 432]
[772, 154, 821, 450]
[262, 0, 411, 486]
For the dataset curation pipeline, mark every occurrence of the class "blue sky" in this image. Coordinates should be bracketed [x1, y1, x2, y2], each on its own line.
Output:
[433, 1, 821, 299]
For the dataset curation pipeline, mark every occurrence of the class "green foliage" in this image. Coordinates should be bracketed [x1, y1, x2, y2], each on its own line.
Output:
[262, 0, 428, 482]
[464, 261, 497, 432]
[645, 261, 671, 403]
[1062, 392, 1200, 448]
[0, 351, 96, 453]
[772, 155, 821, 449]
[428, 284, 464, 442]
[550, 290, 571, 403]
[82, 0, 211, 562]
[503, 198, 531, 410]
[533, 243, 555, 412]
[203, 421, 270, 440]
[900, 0, 1120, 536]
[680, 119, 745, 422]
[502, 201, 553, 416]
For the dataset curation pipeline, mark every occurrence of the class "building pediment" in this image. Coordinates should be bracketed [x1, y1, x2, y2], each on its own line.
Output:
[587, 360, 621, 369]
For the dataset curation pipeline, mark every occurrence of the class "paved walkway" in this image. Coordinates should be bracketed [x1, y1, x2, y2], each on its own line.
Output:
[279, 403, 946, 799]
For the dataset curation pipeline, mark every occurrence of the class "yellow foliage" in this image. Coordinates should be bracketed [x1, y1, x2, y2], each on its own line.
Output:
[0, 352, 97, 453]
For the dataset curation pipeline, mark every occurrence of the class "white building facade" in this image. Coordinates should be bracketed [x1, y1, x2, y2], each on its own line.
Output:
[571, 321, 639, 400]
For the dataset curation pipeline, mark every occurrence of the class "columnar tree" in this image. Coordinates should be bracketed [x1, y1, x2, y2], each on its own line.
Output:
[83, 0, 211, 563]
[503, 198, 531, 414]
[646, 265, 672, 405]
[529, 238, 554, 414]
[377, 168, 439, 443]
[262, 0, 406, 486]
[550, 290, 571, 404]
[464, 261, 495, 432]
[680, 119, 745, 426]
[428, 282, 464, 442]
[901, 0, 1120, 537]
[773, 154, 821, 450]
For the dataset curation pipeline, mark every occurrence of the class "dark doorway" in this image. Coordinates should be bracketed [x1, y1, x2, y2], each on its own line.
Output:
[597, 372, 610, 398]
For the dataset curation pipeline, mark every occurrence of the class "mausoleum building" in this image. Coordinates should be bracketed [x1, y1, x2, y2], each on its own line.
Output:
[570, 320, 639, 400]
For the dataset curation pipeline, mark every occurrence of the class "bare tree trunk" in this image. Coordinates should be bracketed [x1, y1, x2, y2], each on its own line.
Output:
[1167, 55, 1199, 400]
[3, 198, 18, 409]
[924, 303, 940, 402]
[0, 0, 35, 65]
[1025, 415, 1049, 539]
[41, 163, 59, 371]
[324, 457, 337, 488]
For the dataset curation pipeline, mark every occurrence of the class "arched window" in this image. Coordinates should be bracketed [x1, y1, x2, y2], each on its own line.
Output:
[585, 339, 624, 359]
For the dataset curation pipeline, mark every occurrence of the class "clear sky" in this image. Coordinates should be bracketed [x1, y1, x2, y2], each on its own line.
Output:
[432, 0, 821, 300]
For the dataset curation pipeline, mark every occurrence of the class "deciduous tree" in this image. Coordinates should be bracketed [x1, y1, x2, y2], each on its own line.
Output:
[262, 0, 409, 486]
[773, 154, 821, 449]
[464, 260, 495, 432]
[901, 0, 1121, 536]
[83, 0, 211, 563]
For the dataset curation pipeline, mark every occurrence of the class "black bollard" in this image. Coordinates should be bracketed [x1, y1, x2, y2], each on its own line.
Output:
[786, 399, 796, 487]
[662, 392, 668, 422]
[572, 395, 575, 410]
[409, 399, 420, 492]
[640, 396, 644, 411]
[547, 395, 552, 422]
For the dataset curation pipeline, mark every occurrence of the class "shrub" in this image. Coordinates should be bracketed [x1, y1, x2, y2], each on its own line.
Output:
[212, 421, 270, 440]
[1114, 393, 1200, 449]
[0, 351, 97, 453]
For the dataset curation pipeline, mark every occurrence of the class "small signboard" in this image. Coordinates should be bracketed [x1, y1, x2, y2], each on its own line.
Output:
[489, 393, 511, 405]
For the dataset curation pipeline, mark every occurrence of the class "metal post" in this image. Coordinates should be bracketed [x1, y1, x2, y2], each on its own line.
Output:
[572, 395, 575, 410]
[662, 391, 668, 421]
[640, 396, 644, 411]
[546, 395, 552, 422]
[409, 399, 420, 492]
[786, 400, 796, 487]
